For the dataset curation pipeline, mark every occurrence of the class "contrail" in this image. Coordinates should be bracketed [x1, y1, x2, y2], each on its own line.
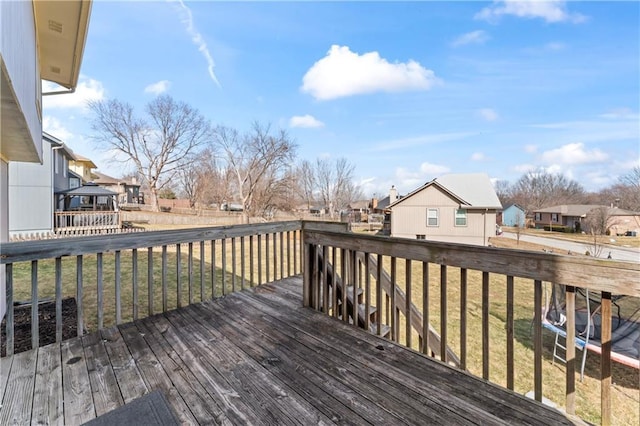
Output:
[172, 0, 221, 87]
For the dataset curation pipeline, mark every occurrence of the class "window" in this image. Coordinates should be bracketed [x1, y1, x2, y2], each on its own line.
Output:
[427, 208, 439, 227]
[535, 212, 542, 221]
[455, 208, 467, 226]
[416, 234, 426, 240]
[551, 213, 559, 222]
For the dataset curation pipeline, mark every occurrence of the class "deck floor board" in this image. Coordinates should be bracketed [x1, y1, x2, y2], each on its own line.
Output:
[0, 276, 573, 425]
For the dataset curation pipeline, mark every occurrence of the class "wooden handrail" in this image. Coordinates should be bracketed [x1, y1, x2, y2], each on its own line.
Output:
[302, 226, 640, 425]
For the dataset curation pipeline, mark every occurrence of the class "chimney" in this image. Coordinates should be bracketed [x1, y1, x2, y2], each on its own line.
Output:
[371, 198, 378, 209]
[389, 185, 397, 203]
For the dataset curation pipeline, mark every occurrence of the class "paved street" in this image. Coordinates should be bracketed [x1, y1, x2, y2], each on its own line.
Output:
[501, 232, 640, 263]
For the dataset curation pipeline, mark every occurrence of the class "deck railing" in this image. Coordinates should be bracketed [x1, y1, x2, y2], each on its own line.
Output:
[302, 222, 640, 425]
[1, 221, 302, 356]
[54, 210, 121, 232]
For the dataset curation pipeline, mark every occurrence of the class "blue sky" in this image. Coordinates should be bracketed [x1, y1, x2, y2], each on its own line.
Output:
[43, 0, 639, 197]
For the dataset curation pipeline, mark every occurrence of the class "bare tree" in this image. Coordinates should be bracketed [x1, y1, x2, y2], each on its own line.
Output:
[582, 206, 611, 258]
[510, 170, 585, 214]
[89, 95, 210, 212]
[213, 122, 297, 223]
[493, 179, 513, 206]
[296, 159, 316, 210]
[314, 157, 363, 219]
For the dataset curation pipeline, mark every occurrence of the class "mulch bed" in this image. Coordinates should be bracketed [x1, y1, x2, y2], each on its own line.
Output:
[1, 297, 78, 356]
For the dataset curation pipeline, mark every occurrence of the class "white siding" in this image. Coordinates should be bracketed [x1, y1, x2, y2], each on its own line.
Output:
[391, 185, 497, 246]
[0, 0, 42, 161]
[8, 138, 54, 236]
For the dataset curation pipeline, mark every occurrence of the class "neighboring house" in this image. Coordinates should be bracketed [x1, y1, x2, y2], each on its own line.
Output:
[69, 154, 97, 183]
[389, 173, 502, 246]
[347, 200, 370, 214]
[374, 186, 403, 214]
[8, 133, 76, 238]
[501, 203, 526, 227]
[92, 171, 142, 204]
[1, 0, 92, 318]
[534, 204, 640, 235]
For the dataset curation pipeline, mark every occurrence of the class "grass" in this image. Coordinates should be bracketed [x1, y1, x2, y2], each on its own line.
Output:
[514, 227, 640, 249]
[7, 231, 638, 425]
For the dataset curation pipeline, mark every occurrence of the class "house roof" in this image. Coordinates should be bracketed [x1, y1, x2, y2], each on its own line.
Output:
[92, 171, 141, 187]
[503, 203, 525, 212]
[389, 173, 502, 209]
[56, 183, 117, 196]
[349, 200, 370, 210]
[534, 204, 640, 217]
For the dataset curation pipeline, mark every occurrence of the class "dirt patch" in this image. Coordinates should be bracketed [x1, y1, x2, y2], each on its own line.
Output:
[1, 298, 78, 356]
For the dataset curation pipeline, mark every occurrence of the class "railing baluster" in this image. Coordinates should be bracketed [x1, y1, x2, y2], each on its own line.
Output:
[231, 237, 237, 292]
[6, 263, 14, 355]
[422, 261, 429, 355]
[148, 247, 154, 316]
[332, 247, 338, 319]
[162, 246, 168, 311]
[273, 232, 278, 281]
[286, 231, 291, 277]
[200, 241, 205, 301]
[249, 235, 254, 286]
[364, 253, 371, 332]
[265, 234, 270, 283]
[55, 257, 62, 342]
[341, 248, 347, 323]
[241, 236, 245, 290]
[97, 253, 103, 330]
[314, 245, 321, 311]
[188, 242, 194, 304]
[351, 250, 357, 328]
[293, 230, 298, 275]
[322, 245, 329, 313]
[211, 240, 217, 298]
[440, 264, 447, 362]
[132, 249, 138, 321]
[405, 259, 412, 348]
[280, 231, 284, 280]
[565, 285, 576, 415]
[31, 260, 38, 350]
[258, 234, 262, 285]
[115, 251, 121, 325]
[533, 279, 542, 402]
[376, 255, 383, 336]
[77, 255, 83, 336]
[177, 244, 182, 308]
[482, 271, 489, 380]
[390, 257, 397, 341]
[601, 291, 612, 425]
[506, 275, 514, 390]
[221, 239, 227, 295]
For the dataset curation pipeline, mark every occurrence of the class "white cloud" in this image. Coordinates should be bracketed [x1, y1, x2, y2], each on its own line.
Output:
[419, 162, 450, 175]
[599, 108, 637, 120]
[43, 116, 74, 141]
[524, 144, 538, 153]
[471, 152, 486, 161]
[371, 131, 475, 152]
[144, 80, 171, 95]
[42, 77, 105, 110]
[475, 0, 587, 24]
[451, 30, 490, 47]
[172, 0, 220, 87]
[545, 42, 566, 51]
[540, 142, 608, 165]
[477, 108, 499, 122]
[513, 163, 535, 173]
[289, 114, 325, 129]
[301, 45, 439, 101]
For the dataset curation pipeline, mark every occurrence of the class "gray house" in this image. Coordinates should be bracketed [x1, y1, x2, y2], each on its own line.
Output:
[389, 173, 503, 246]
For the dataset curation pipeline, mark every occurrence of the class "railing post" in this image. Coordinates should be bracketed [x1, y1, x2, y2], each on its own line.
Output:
[303, 241, 314, 308]
[601, 291, 612, 425]
[565, 285, 576, 415]
[533, 280, 543, 402]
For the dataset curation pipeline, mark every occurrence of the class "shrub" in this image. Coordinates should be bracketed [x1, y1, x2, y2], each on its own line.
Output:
[543, 224, 573, 233]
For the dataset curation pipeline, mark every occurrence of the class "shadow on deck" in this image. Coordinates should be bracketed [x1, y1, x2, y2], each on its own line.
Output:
[1, 277, 573, 425]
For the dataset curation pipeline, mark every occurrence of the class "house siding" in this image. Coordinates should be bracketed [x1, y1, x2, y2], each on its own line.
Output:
[391, 185, 496, 246]
[8, 136, 54, 236]
[503, 205, 526, 227]
[0, 160, 7, 319]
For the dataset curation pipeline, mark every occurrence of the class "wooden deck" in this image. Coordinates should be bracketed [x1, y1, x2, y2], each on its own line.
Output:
[0, 277, 574, 425]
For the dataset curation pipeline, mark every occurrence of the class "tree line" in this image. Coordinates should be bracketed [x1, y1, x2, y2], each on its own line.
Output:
[90, 95, 362, 222]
